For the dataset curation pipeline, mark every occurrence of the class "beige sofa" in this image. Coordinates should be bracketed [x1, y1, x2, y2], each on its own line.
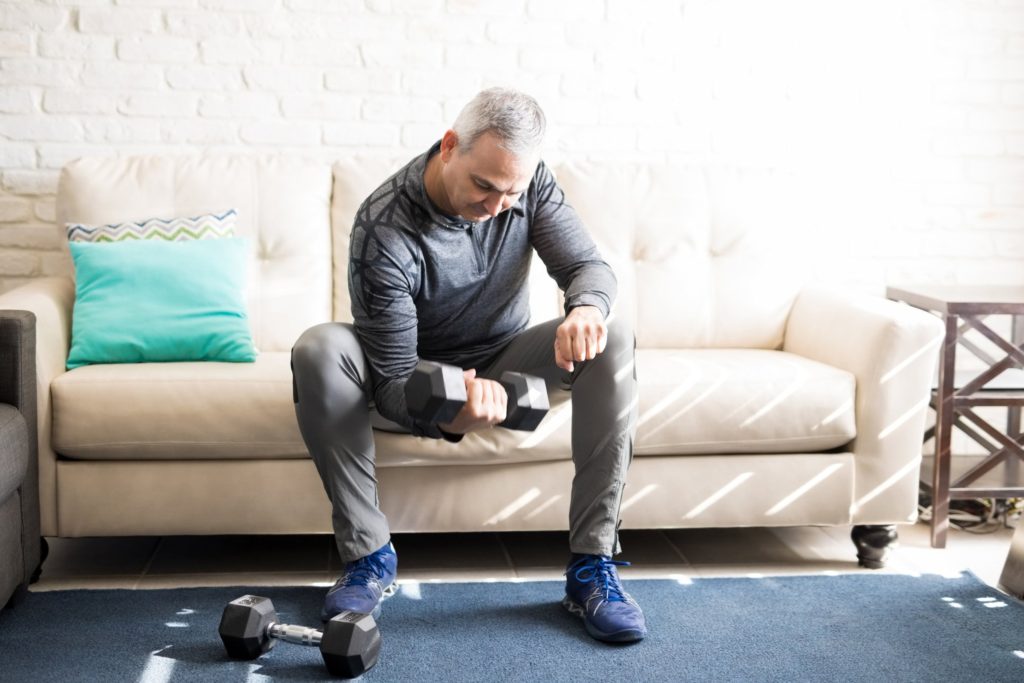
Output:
[0, 155, 944, 567]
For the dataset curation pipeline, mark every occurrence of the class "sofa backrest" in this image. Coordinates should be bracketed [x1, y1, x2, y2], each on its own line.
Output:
[56, 155, 807, 354]
[553, 162, 809, 350]
[57, 155, 333, 353]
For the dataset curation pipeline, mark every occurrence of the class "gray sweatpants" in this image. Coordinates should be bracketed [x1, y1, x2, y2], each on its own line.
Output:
[290, 317, 638, 563]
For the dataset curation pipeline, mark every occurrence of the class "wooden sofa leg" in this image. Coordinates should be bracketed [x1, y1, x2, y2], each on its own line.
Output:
[851, 525, 898, 569]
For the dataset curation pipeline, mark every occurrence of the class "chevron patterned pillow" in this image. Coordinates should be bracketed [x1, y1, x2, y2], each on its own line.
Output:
[66, 209, 237, 243]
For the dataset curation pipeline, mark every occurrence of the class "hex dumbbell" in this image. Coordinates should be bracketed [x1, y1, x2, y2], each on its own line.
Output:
[404, 360, 550, 431]
[219, 594, 381, 678]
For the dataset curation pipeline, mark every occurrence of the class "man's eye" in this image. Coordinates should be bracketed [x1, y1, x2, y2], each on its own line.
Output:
[475, 180, 490, 190]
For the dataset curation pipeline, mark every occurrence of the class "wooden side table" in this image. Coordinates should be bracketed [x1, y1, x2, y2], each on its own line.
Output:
[886, 285, 1024, 548]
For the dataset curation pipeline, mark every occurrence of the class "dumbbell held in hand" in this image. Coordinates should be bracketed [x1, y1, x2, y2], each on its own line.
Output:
[405, 360, 549, 431]
[219, 594, 381, 678]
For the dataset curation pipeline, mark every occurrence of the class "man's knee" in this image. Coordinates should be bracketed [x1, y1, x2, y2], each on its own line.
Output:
[291, 323, 363, 401]
[601, 316, 636, 373]
[292, 323, 358, 367]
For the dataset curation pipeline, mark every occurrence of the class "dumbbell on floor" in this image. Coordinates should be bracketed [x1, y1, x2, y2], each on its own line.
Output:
[404, 360, 550, 431]
[219, 594, 380, 678]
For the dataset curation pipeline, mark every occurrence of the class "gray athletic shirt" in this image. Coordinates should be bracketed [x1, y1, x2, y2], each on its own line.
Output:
[349, 141, 617, 439]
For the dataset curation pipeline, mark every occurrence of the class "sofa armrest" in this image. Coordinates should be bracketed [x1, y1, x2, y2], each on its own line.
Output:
[0, 311, 35, 415]
[0, 277, 74, 536]
[0, 309, 38, 583]
[783, 286, 944, 524]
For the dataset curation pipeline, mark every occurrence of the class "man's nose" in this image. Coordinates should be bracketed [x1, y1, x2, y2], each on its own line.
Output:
[484, 193, 503, 217]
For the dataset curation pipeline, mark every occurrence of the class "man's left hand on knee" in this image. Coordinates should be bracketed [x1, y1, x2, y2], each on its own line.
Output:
[555, 305, 607, 372]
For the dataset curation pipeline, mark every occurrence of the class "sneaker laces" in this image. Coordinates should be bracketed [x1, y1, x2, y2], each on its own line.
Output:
[568, 556, 632, 603]
[338, 552, 389, 588]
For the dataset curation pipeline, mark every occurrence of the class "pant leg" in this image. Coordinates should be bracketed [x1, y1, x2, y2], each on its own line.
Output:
[482, 315, 638, 557]
[291, 322, 391, 562]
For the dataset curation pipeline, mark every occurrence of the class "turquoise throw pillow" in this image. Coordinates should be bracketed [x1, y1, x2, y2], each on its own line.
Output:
[67, 237, 257, 369]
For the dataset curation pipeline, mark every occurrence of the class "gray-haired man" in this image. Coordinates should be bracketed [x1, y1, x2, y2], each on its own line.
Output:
[291, 88, 646, 643]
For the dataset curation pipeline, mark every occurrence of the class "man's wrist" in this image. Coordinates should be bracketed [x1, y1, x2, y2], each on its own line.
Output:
[566, 303, 605, 319]
[565, 301, 607, 318]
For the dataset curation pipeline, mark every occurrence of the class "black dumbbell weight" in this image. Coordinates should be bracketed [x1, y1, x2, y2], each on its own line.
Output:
[404, 359, 467, 424]
[219, 594, 381, 678]
[405, 360, 549, 431]
[498, 370, 549, 431]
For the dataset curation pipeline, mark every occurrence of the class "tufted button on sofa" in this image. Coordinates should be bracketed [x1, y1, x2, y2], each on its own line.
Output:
[0, 155, 944, 566]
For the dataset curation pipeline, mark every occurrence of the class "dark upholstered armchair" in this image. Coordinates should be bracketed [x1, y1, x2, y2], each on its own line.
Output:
[0, 310, 42, 610]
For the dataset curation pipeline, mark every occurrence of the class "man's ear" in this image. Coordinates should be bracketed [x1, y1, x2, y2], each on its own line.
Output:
[439, 129, 459, 162]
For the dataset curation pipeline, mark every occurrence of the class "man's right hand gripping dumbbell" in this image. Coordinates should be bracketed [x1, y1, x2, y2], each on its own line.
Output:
[404, 360, 549, 433]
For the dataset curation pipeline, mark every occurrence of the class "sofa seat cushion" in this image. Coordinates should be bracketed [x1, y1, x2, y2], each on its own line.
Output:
[374, 388, 574, 468]
[50, 347, 855, 464]
[52, 353, 306, 460]
[635, 349, 856, 455]
[0, 405, 28, 504]
[50, 347, 578, 466]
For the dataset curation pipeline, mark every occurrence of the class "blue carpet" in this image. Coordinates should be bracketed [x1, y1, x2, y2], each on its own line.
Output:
[1, 572, 1023, 682]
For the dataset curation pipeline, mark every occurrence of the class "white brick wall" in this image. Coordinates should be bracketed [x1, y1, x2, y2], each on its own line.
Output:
[0, 0, 1021, 293]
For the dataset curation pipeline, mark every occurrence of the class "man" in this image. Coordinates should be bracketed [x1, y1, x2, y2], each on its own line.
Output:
[290, 87, 645, 643]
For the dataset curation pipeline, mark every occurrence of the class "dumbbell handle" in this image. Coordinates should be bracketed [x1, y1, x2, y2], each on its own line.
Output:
[267, 622, 322, 647]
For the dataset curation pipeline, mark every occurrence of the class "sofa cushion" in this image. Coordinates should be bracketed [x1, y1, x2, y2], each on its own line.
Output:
[553, 162, 810, 350]
[51, 350, 576, 466]
[635, 349, 856, 455]
[58, 156, 333, 352]
[0, 405, 28, 505]
[52, 353, 305, 460]
[375, 345, 856, 462]
[50, 349, 854, 463]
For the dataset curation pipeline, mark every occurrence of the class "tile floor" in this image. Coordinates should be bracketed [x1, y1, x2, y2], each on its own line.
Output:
[29, 520, 1019, 595]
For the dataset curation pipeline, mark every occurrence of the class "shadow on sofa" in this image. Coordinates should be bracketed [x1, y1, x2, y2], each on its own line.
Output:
[1, 310, 45, 611]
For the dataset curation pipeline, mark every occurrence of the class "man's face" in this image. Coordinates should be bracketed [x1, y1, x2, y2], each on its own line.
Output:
[439, 131, 539, 223]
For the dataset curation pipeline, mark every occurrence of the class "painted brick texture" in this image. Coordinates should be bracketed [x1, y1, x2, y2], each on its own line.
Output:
[0, 0, 1020, 293]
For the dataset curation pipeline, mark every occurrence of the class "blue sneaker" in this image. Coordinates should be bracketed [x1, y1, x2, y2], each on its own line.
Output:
[563, 554, 647, 643]
[321, 541, 398, 622]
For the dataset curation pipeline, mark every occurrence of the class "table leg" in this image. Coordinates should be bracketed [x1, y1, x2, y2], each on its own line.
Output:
[931, 314, 958, 548]
[1008, 408, 1021, 483]
[1008, 315, 1024, 483]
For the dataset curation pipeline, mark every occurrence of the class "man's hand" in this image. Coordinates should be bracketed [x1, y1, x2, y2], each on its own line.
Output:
[438, 369, 508, 435]
[555, 305, 607, 372]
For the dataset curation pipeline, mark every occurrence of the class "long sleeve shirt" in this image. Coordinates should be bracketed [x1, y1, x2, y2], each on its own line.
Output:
[348, 141, 616, 439]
